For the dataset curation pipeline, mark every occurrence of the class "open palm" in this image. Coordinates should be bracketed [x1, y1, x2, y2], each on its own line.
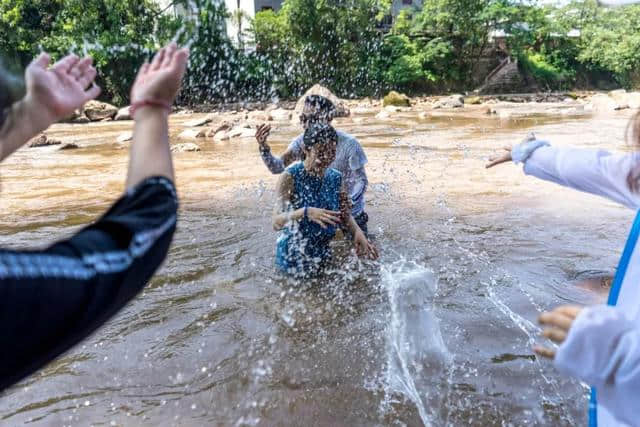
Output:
[24, 53, 100, 124]
[130, 42, 189, 107]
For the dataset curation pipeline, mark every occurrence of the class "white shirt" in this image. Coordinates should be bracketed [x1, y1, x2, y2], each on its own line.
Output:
[519, 143, 640, 427]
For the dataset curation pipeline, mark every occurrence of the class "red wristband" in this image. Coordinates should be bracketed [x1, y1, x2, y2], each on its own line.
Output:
[130, 99, 172, 118]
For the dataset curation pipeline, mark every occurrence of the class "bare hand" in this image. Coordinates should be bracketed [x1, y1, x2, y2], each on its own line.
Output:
[23, 52, 100, 126]
[533, 305, 583, 359]
[486, 146, 512, 169]
[354, 230, 379, 260]
[130, 42, 189, 109]
[307, 207, 341, 229]
[256, 123, 271, 149]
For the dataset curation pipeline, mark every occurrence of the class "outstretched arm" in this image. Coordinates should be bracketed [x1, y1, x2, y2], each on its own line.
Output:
[486, 135, 640, 209]
[0, 53, 100, 161]
[256, 124, 301, 174]
[126, 43, 188, 190]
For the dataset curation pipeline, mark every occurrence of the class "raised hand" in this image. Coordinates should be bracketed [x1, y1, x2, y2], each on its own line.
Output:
[130, 42, 189, 112]
[485, 146, 512, 169]
[533, 305, 583, 359]
[256, 123, 271, 150]
[23, 53, 100, 127]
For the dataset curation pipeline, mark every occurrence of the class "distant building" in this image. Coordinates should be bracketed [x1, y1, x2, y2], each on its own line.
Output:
[224, 0, 283, 46]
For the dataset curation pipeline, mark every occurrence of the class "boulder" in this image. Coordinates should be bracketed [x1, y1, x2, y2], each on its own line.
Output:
[213, 131, 230, 141]
[84, 100, 117, 121]
[59, 143, 79, 150]
[247, 111, 270, 122]
[269, 108, 292, 121]
[375, 110, 391, 120]
[294, 84, 350, 118]
[206, 121, 233, 138]
[351, 106, 377, 115]
[72, 115, 90, 124]
[117, 131, 133, 143]
[184, 116, 213, 127]
[588, 93, 625, 111]
[29, 134, 62, 147]
[382, 91, 411, 107]
[628, 92, 640, 109]
[609, 89, 627, 97]
[171, 143, 201, 153]
[228, 125, 256, 139]
[114, 106, 132, 121]
[433, 94, 464, 109]
[464, 96, 482, 105]
[178, 128, 207, 139]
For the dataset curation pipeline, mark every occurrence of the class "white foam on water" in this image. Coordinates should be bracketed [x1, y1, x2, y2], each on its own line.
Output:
[380, 260, 450, 426]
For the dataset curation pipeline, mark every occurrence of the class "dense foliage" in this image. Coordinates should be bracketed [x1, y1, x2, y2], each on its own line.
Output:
[2, 0, 640, 105]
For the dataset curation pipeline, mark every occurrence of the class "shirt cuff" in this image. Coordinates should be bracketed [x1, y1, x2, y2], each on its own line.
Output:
[512, 139, 550, 164]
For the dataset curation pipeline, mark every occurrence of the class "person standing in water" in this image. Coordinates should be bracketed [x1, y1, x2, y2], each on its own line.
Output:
[273, 123, 378, 277]
[486, 124, 640, 426]
[257, 95, 371, 236]
[0, 42, 188, 390]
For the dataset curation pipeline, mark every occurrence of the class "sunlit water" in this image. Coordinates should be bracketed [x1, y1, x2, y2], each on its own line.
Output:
[0, 107, 634, 426]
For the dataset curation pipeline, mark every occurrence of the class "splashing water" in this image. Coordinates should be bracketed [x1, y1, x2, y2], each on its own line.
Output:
[380, 260, 450, 426]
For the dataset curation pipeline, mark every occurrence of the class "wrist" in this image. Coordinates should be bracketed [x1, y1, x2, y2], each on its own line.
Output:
[18, 97, 54, 132]
[131, 99, 171, 121]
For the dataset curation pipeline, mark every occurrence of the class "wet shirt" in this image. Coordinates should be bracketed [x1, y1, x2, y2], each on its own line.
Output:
[288, 130, 367, 216]
[276, 163, 341, 276]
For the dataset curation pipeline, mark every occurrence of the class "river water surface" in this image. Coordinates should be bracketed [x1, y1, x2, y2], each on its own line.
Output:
[0, 106, 634, 426]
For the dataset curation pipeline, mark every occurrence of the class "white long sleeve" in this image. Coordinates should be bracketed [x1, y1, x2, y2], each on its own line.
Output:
[521, 145, 640, 209]
[555, 306, 640, 426]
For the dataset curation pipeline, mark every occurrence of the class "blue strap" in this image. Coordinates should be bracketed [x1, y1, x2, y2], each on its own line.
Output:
[590, 209, 640, 426]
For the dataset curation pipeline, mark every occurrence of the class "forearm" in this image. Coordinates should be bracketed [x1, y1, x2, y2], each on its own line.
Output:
[126, 108, 174, 190]
[273, 207, 304, 230]
[0, 98, 51, 161]
[260, 146, 286, 174]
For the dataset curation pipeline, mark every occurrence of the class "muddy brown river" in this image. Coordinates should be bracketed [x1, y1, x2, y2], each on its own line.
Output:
[0, 105, 634, 426]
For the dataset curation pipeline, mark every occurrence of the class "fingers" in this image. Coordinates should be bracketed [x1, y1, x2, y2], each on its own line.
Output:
[51, 54, 80, 74]
[83, 83, 101, 102]
[29, 52, 51, 70]
[69, 57, 92, 80]
[533, 345, 556, 359]
[554, 305, 582, 319]
[485, 155, 510, 169]
[136, 62, 150, 81]
[170, 47, 189, 77]
[77, 66, 97, 90]
[368, 242, 380, 259]
[542, 326, 567, 343]
[538, 311, 574, 330]
[161, 42, 177, 69]
[310, 218, 327, 229]
[151, 46, 166, 71]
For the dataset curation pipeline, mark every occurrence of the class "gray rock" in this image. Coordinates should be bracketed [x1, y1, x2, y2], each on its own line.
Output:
[171, 143, 201, 152]
[178, 128, 207, 139]
[117, 131, 133, 143]
[115, 106, 132, 121]
[184, 116, 213, 127]
[84, 100, 117, 121]
[29, 134, 61, 147]
[433, 95, 464, 109]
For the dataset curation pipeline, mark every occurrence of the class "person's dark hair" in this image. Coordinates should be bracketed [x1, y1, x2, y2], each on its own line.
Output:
[0, 59, 25, 129]
[303, 122, 338, 150]
[303, 95, 337, 122]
